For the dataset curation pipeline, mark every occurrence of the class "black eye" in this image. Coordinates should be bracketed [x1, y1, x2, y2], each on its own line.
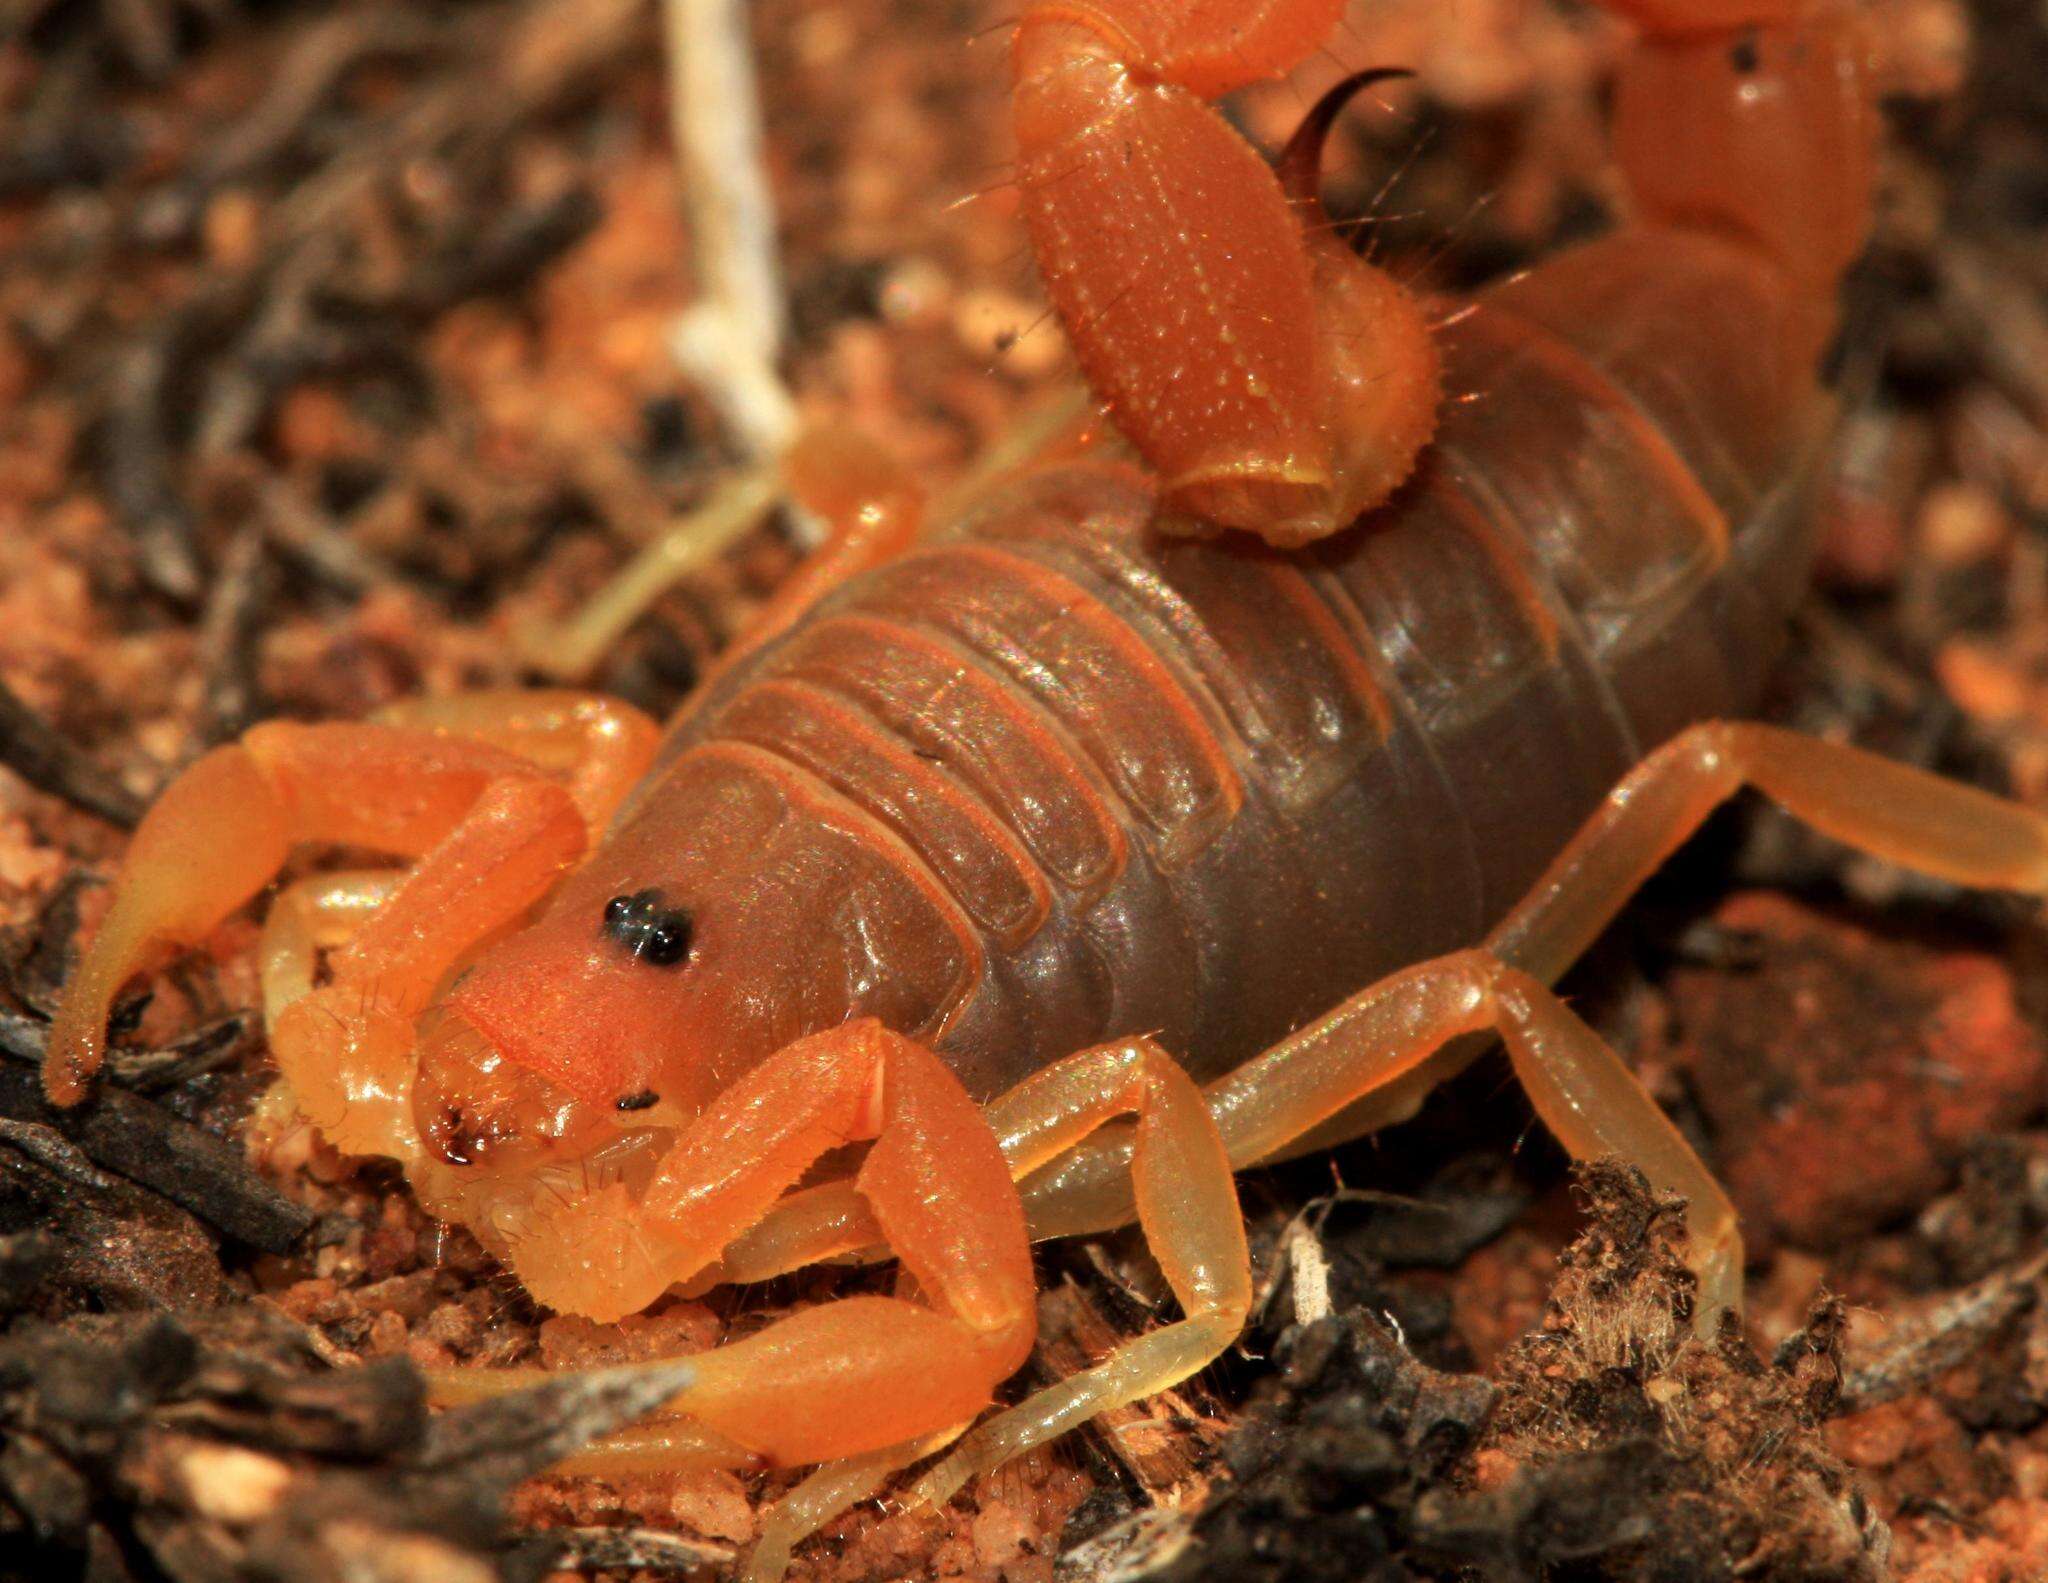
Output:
[616, 1088, 660, 1112]
[601, 888, 694, 968]
[1729, 32, 1760, 73]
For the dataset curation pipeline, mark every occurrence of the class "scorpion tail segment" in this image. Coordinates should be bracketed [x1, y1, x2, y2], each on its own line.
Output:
[1033, 0, 1350, 101]
[1275, 68, 1442, 542]
[1607, 0, 1876, 363]
[1013, 19, 1334, 544]
[504, 1020, 1035, 1465]
[1014, 10, 1438, 546]
[44, 746, 291, 1105]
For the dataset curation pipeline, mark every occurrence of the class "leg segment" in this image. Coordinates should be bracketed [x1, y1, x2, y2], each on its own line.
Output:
[499, 1018, 1036, 1467]
[908, 1038, 1250, 1508]
[520, 427, 923, 684]
[45, 693, 657, 1109]
[744, 1427, 968, 1583]
[1011, 0, 1439, 544]
[269, 776, 587, 1160]
[1487, 720, 2048, 983]
[258, 871, 402, 1034]
[44, 723, 538, 1104]
[995, 955, 1738, 1325]
[373, 689, 659, 832]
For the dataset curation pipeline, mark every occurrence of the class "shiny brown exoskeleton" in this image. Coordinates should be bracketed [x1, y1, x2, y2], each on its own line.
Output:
[43, 1, 2048, 1578]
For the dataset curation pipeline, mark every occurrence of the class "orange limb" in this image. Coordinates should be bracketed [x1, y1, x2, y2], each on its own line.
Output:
[1011, 0, 1439, 545]
[498, 1018, 1035, 1465]
[522, 427, 924, 685]
[45, 696, 658, 1110]
[372, 689, 660, 832]
[269, 776, 587, 1161]
[713, 426, 924, 678]
[449, 1024, 1246, 1575]
[909, 1036, 1249, 1508]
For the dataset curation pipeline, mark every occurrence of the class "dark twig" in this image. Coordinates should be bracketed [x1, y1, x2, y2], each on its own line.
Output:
[101, 337, 208, 605]
[194, 526, 278, 747]
[0, 1118, 227, 1310]
[4, 869, 101, 1016]
[0, 1044, 311, 1255]
[414, 1357, 705, 1484]
[0, 673, 145, 827]
[108, 1013, 259, 1094]
[1838, 1249, 2048, 1415]
[141, 10, 441, 243]
[257, 477, 402, 597]
[384, 184, 604, 320]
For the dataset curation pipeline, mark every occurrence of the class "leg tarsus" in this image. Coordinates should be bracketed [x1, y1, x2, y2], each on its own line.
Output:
[911, 1037, 1251, 1508]
[745, 1427, 967, 1583]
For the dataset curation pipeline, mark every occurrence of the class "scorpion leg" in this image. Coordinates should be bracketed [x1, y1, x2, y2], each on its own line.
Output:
[371, 688, 659, 831]
[257, 871, 403, 1033]
[744, 1428, 967, 1583]
[44, 723, 555, 1104]
[1022, 721, 2048, 1317]
[712, 426, 924, 676]
[1486, 720, 2048, 984]
[907, 1037, 1250, 1508]
[492, 1018, 1036, 1465]
[269, 776, 588, 1159]
[521, 427, 923, 682]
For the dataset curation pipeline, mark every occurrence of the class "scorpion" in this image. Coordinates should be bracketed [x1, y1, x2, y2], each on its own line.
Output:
[38, 0, 2048, 1574]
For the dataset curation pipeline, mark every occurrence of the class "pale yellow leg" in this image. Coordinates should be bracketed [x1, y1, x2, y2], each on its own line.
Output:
[744, 1426, 968, 1583]
[258, 870, 401, 1031]
[907, 1038, 1250, 1509]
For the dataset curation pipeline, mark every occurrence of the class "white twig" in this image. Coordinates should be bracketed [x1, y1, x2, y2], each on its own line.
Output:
[663, 0, 797, 462]
[1283, 1214, 1334, 1327]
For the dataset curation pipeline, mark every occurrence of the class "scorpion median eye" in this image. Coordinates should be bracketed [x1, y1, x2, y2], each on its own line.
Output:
[601, 888, 695, 968]
[616, 1088, 660, 1112]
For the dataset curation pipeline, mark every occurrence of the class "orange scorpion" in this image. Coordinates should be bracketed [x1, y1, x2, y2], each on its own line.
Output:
[39, 0, 2048, 1574]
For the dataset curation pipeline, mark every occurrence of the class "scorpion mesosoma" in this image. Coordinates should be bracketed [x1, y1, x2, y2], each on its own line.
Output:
[38, 0, 2048, 1573]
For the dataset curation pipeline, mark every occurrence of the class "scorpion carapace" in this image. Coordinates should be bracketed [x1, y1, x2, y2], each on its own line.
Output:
[39, 0, 2048, 1578]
